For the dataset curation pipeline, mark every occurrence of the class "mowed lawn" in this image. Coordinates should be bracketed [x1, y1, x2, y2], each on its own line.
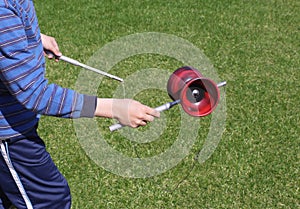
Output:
[34, 0, 299, 208]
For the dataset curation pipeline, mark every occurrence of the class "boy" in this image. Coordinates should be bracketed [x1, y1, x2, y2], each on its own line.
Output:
[0, 0, 159, 208]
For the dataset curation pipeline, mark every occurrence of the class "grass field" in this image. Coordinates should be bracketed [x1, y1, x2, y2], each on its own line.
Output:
[35, 0, 299, 208]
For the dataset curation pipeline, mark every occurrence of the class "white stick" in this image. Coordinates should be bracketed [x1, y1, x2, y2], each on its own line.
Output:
[59, 55, 123, 82]
[217, 81, 227, 88]
[45, 49, 123, 82]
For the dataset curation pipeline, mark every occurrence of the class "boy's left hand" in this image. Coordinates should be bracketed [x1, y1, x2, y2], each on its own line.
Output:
[41, 33, 62, 61]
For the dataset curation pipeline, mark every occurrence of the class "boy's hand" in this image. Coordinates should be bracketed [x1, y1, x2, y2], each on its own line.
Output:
[95, 98, 160, 128]
[41, 33, 62, 61]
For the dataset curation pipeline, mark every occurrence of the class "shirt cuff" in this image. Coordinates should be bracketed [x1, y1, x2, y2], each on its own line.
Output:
[80, 95, 97, 118]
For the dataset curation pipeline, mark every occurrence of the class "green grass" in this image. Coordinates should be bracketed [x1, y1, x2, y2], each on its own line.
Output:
[35, 0, 299, 208]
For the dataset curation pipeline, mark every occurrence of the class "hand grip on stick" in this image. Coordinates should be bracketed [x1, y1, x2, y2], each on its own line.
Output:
[109, 100, 180, 132]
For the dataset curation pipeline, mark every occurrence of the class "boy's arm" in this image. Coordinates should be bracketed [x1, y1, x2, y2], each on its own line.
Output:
[0, 6, 91, 118]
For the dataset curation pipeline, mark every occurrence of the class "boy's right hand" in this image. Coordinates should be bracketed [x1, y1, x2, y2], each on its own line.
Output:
[95, 98, 160, 128]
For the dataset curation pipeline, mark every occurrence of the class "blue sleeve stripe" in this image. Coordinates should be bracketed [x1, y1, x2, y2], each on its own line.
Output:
[0, 36, 27, 48]
[0, 24, 24, 35]
[27, 27, 39, 40]
[58, 88, 67, 115]
[1, 56, 34, 74]
[32, 85, 47, 110]
[45, 84, 57, 115]
[0, 13, 15, 20]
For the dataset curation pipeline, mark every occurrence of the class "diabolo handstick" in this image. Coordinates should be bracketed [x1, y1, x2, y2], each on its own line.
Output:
[45, 50, 123, 82]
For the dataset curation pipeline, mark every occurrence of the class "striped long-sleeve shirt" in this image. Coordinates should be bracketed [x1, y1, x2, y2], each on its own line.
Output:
[0, 0, 96, 139]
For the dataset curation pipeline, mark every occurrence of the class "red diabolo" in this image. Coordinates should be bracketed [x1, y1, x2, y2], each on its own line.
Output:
[167, 66, 220, 117]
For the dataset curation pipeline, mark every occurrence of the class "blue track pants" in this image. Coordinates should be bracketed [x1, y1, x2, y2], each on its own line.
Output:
[0, 129, 71, 209]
